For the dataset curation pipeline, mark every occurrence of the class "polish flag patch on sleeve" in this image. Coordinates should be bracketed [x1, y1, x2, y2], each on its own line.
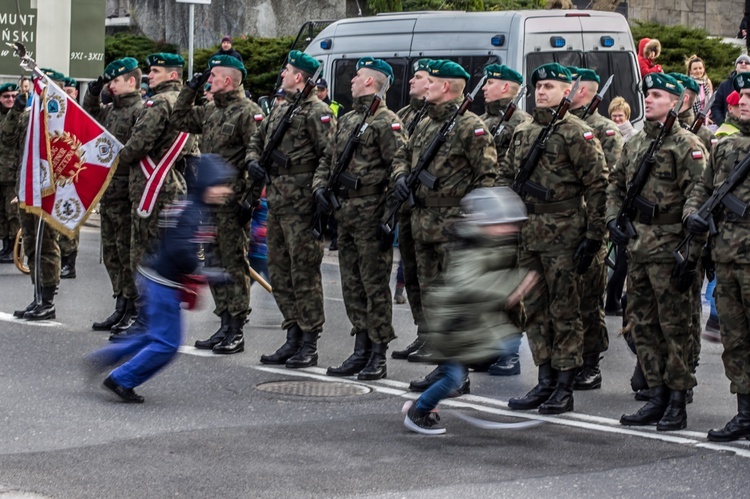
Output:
[254, 113, 264, 121]
[474, 128, 486, 136]
[145, 100, 154, 107]
[691, 150, 703, 160]
[391, 123, 401, 131]
[583, 131, 594, 140]
[711, 138, 718, 146]
[605, 129, 616, 136]
[321, 115, 331, 123]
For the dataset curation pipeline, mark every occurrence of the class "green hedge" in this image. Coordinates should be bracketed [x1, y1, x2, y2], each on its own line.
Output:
[105, 33, 178, 72]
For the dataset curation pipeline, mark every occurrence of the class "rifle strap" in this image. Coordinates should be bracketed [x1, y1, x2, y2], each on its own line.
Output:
[424, 197, 462, 208]
[525, 196, 582, 214]
[272, 163, 317, 176]
[338, 184, 385, 199]
[645, 211, 682, 225]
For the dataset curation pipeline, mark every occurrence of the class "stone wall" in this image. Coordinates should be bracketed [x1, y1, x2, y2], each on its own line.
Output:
[628, 0, 740, 37]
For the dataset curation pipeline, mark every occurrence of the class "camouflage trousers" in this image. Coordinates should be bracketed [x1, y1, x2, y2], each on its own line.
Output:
[398, 207, 424, 327]
[688, 266, 703, 373]
[0, 183, 19, 240]
[130, 200, 169, 272]
[19, 210, 60, 287]
[267, 211, 324, 333]
[338, 201, 395, 345]
[579, 244, 609, 356]
[520, 250, 583, 371]
[628, 261, 697, 391]
[715, 262, 750, 394]
[101, 177, 136, 299]
[413, 238, 448, 338]
[59, 233, 79, 257]
[208, 205, 251, 321]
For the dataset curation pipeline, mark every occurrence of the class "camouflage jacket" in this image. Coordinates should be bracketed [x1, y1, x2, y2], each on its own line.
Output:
[397, 98, 429, 136]
[685, 118, 750, 264]
[246, 92, 335, 215]
[0, 107, 28, 192]
[0, 106, 18, 184]
[313, 95, 407, 221]
[390, 96, 497, 244]
[607, 120, 707, 263]
[481, 97, 532, 156]
[118, 80, 197, 202]
[83, 90, 143, 176]
[679, 108, 717, 152]
[500, 107, 608, 251]
[571, 107, 624, 172]
[172, 85, 263, 196]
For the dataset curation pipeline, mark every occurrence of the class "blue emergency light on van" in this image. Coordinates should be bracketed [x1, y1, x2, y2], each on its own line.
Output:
[550, 36, 565, 48]
[320, 38, 332, 50]
[600, 36, 615, 48]
[491, 34, 505, 47]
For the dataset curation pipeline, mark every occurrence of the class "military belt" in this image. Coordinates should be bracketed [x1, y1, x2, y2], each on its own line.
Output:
[525, 196, 583, 215]
[424, 197, 462, 208]
[270, 163, 317, 176]
[644, 211, 682, 225]
[338, 184, 386, 199]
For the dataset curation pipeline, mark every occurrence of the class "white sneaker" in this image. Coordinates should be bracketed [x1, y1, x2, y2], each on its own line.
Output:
[402, 400, 446, 435]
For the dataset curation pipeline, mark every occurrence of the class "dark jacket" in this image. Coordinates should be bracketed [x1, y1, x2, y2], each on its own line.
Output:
[711, 70, 737, 127]
[211, 48, 243, 63]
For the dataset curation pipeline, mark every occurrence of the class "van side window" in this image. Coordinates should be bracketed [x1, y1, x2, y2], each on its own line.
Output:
[525, 52, 584, 113]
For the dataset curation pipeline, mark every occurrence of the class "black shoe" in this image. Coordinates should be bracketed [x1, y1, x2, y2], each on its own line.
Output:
[60, 252, 77, 279]
[14, 299, 36, 319]
[538, 369, 575, 414]
[409, 366, 444, 392]
[327, 331, 371, 376]
[103, 376, 144, 403]
[402, 401, 445, 435]
[657, 390, 688, 431]
[260, 325, 303, 364]
[707, 394, 750, 442]
[195, 311, 231, 349]
[328, 240, 338, 251]
[357, 343, 387, 380]
[407, 345, 434, 363]
[212, 316, 245, 355]
[0, 239, 13, 263]
[466, 357, 499, 372]
[286, 330, 319, 368]
[636, 387, 694, 404]
[488, 355, 520, 376]
[620, 385, 669, 426]
[573, 354, 603, 390]
[391, 337, 424, 360]
[508, 362, 556, 410]
[92, 295, 127, 331]
[630, 359, 649, 393]
[110, 299, 137, 333]
[23, 286, 56, 321]
[604, 306, 623, 316]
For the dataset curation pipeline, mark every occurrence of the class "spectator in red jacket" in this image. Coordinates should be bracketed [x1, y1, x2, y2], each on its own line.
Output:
[638, 38, 663, 77]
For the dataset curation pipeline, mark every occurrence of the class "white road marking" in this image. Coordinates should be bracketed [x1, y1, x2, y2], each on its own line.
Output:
[0, 312, 62, 327]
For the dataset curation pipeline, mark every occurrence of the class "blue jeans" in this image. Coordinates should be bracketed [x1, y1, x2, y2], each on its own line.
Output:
[416, 362, 467, 412]
[706, 277, 717, 320]
[96, 279, 182, 389]
[498, 333, 521, 359]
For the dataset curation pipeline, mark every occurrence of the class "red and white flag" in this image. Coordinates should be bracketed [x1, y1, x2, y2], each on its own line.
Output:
[19, 77, 123, 237]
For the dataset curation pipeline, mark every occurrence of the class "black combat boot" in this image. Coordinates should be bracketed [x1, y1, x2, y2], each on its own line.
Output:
[14, 299, 36, 318]
[707, 393, 750, 442]
[357, 342, 388, 380]
[630, 359, 649, 393]
[195, 311, 231, 349]
[656, 389, 688, 431]
[327, 331, 371, 376]
[212, 315, 245, 355]
[407, 340, 434, 363]
[573, 354, 603, 390]
[260, 324, 303, 364]
[60, 251, 77, 279]
[23, 286, 56, 321]
[92, 295, 127, 331]
[508, 362, 556, 410]
[620, 384, 669, 426]
[285, 330, 319, 368]
[391, 337, 424, 360]
[539, 369, 576, 414]
[110, 299, 137, 334]
[0, 237, 13, 263]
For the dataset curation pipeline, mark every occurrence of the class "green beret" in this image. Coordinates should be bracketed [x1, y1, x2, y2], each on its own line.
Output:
[208, 54, 247, 79]
[40, 67, 65, 83]
[356, 57, 394, 84]
[642, 72, 683, 97]
[483, 64, 523, 85]
[104, 57, 139, 81]
[733, 72, 750, 92]
[287, 50, 320, 76]
[412, 58, 432, 74]
[0, 83, 18, 94]
[146, 53, 185, 68]
[63, 77, 77, 88]
[669, 73, 700, 94]
[427, 60, 470, 81]
[567, 66, 600, 84]
[530, 63, 571, 86]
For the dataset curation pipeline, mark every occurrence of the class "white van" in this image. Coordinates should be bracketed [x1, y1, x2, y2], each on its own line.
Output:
[304, 9, 643, 124]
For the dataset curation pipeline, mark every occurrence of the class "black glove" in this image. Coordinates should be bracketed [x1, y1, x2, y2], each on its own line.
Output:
[672, 260, 697, 293]
[88, 76, 105, 97]
[573, 237, 602, 275]
[187, 68, 212, 91]
[394, 175, 410, 203]
[607, 219, 630, 246]
[12, 93, 27, 111]
[378, 224, 395, 252]
[314, 188, 331, 214]
[685, 212, 709, 235]
[246, 160, 265, 181]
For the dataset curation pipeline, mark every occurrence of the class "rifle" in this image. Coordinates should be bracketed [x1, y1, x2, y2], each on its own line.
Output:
[406, 97, 428, 136]
[605, 88, 685, 268]
[673, 150, 750, 265]
[689, 91, 716, 135]
[311, 82, 389, 239]
[581, 74, 614, 120]
[490, 86, 527, 138]
[511, 77, 582, 201]
[380, 75, 488, 235]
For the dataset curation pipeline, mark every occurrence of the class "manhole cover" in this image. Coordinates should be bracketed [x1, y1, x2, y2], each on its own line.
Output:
[256, 380, 371, 397]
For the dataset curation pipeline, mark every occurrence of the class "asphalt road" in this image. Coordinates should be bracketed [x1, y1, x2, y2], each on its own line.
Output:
[0, 224, 748, 499]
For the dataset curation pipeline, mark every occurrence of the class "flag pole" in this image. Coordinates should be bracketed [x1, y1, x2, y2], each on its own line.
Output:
[33, 215, 44, 306]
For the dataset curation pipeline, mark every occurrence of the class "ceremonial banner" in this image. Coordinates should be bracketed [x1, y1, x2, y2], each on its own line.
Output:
[19, 77, 122, 236]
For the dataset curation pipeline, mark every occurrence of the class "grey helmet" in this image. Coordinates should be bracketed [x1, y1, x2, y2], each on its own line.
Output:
[461, 187, 528, 225]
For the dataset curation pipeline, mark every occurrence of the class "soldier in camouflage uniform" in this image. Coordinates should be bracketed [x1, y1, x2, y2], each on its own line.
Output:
[0, 83, 19, 263]
[391, 58, 430, 361]
[481, 63, 532, 377]
[390, 59, 498, 369]
[172, 54, 263, 355]
[314, 57, 407, 380]
[567, 66, 624, 391]
[84, 57, 144, 332]
[501, 63, 608, 415]
[114, 53, 197, 338]
[684, 71, 750, 442]
[247, 50, 335, 369]
[609, 72, 707, 431]
[59, 77, 80, 279]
